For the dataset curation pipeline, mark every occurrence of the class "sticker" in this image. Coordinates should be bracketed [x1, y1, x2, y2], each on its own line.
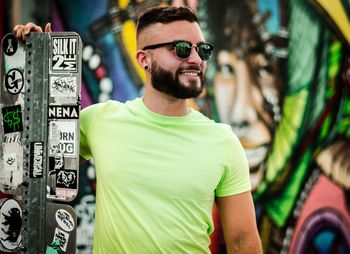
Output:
[45, 239, 60, 254]
[48, 105, 79, 119]
[50, 76, 77, 97]
[29, 142, 44, 178]
[0, 199, 22, 251]
[56, 169, 77, 189]
[55, 209, 74, 232]
[3, 133, 21, 144]
[4, 69, 24, 94]
[2, 33, 18, 56]
[51, 36, 79, 72]
[52, 227, 69, 252]
[48, 122, 60, 155]
[49, 121, 77, 157]
[51, 156, 63, 171]
[2, 105, 23, 134]
[47, 156, 64, 196]
[4, 153, 17, 171]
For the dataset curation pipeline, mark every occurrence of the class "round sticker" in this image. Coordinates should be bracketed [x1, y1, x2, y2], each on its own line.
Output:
[0, 199, 22, 251]
[2, 33, 18, 56]
[55, 209, 74, 232]
[5, 68, 24, 95]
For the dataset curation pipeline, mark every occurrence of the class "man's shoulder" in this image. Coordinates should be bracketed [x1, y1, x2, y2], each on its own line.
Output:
[83, 99, 123, 110]
[193, 110, 227, 126]
[81, 99, 129, 116]
[191, 110, 236, 137]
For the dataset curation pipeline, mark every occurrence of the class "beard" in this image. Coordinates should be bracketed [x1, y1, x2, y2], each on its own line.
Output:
[150, 61, 205, 99]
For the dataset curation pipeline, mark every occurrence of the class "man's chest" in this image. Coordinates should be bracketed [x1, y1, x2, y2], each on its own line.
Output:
[90, 121, 225, 201]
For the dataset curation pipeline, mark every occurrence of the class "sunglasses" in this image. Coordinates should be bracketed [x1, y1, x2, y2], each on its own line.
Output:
[142, 40, 214, 61]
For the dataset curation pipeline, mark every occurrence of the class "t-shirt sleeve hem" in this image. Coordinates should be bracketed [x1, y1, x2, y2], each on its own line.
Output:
[215, 185, 251, 197]
[79, 151, 91, 161]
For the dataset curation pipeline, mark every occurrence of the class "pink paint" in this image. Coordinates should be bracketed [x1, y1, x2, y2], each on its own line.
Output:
[289, 174, 350, 254]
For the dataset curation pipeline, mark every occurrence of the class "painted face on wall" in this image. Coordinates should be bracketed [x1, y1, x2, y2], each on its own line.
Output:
[211, 1, 283, 190]
[214, 51, 279, 190]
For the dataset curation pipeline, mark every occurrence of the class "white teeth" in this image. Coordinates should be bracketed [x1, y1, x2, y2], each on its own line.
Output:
[182, 72, 198, 76]
[244, 146, 268, 168]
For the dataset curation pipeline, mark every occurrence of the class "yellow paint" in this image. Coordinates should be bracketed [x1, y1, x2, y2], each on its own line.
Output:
[316, 0, 350, 45]
[266, 89, 308, 181]
[121, 20, 146, 84]
[119, 0, 129, 9]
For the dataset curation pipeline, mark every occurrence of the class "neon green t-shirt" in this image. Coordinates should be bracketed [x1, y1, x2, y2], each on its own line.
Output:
[80, 98, 251, 254]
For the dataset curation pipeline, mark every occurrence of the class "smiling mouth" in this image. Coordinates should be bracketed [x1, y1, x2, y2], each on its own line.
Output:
[243, 145, 268, 169]
[180, 70, 200, 77]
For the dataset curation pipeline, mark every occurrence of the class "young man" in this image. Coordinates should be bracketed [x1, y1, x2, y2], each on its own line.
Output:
[13, 6, 262, 254]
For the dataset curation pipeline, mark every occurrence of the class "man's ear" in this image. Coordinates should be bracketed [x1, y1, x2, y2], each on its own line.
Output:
[135, 50, 149, 71]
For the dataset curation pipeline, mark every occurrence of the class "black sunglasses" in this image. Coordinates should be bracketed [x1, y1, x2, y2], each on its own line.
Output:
[142, 40, 214, 61]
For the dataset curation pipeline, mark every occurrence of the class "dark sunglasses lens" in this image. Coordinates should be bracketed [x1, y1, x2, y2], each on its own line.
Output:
[175, 42, 192, 59]
[198, 44, 212, 60]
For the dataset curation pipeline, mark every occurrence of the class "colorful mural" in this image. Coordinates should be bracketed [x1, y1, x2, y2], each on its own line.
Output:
[1, 0, 349, 253]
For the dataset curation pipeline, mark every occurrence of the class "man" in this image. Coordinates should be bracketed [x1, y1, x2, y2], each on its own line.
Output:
[13, 6, 262, 254]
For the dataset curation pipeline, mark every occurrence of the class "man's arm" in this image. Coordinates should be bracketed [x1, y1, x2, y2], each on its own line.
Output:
[216, 191, 263, 254]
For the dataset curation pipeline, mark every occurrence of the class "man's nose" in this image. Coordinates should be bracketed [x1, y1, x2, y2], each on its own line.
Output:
[229, 63, 258, 126]
[186, 46, 202, 65]
[230, 100, 257, 127]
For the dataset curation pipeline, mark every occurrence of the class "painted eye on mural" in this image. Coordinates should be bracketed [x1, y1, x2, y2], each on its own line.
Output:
[218, 64, 234, 77]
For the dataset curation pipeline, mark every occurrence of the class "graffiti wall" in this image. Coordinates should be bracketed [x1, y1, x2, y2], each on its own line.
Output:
[1, 0, 349, 253]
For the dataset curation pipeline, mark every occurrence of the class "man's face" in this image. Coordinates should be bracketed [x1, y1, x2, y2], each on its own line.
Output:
[214, 49, 279, 190]
[139, 20, 208, 99]
[150, 59, 205, 99]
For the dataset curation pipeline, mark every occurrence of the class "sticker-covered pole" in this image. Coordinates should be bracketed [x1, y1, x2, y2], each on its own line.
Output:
[0, 31, 81, 253]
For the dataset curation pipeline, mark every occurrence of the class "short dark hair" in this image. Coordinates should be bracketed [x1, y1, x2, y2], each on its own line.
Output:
[136, 6, 198, 38]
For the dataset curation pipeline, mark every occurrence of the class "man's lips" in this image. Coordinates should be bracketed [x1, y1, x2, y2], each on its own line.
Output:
[180, 70, 200, 77]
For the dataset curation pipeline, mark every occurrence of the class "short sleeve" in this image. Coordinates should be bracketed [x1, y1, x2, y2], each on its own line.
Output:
[79, 103, 105, 160]
[215, 131, 251, 197]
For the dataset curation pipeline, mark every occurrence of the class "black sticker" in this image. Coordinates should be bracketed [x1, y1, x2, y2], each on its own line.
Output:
[56, 169, 77, 189]
[48, 105, 79, 119]
[49, 156, 64, 171]
[48, 156, 64, 196]
[4, 68, 24, 94]
[2, 105, 23, 134]
[2, 33, 18, 56]
[29, 142, 44, 178]
[51, 36, 78, 72]
[0, 199, 22, 250]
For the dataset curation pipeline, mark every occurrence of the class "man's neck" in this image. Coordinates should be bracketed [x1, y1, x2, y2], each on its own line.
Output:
[142, 89, 191, 117]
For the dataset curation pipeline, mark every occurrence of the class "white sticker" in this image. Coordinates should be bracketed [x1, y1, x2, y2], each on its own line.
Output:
[50, 76, 77, 97]
[4, 153, 17, 171]
[3, 133, 21, 145]
[53, 227, 69, 252]
[55, 209, 74, 232]
[49, 121, 60, 155]
[49, 121, 77, 157]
